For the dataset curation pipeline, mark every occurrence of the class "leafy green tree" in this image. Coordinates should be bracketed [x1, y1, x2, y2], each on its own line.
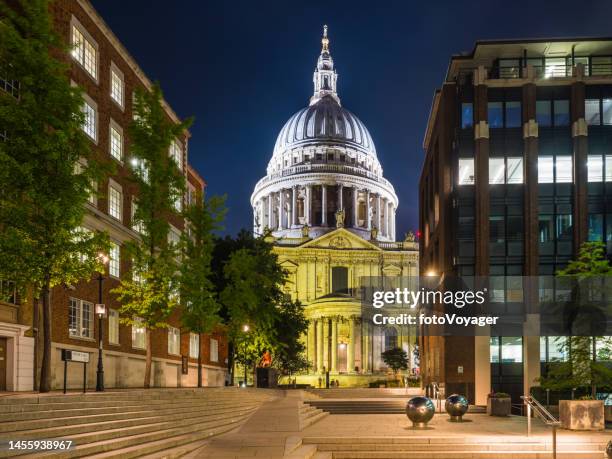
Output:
[179, 193, 226, 387]
[381, 347, 409, 376]
[540, 242, 612, 397]
[112, 85, 191, 388]
[0, 0, 109, 392]
[272, 298, 309, 383]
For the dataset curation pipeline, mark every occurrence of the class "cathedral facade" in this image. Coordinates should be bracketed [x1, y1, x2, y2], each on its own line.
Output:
[251, 27, 419, 387]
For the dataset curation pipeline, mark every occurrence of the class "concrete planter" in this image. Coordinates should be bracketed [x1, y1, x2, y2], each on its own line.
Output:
[486, 397, 511, 416]
[559, 400, 605, 431]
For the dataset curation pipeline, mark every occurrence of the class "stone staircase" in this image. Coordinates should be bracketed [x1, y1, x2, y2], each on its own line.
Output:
[300, 436, 608, 459]
[305, 388, 422, 399]
[0, 388, 276, 459]
[298, 402, 329, 429]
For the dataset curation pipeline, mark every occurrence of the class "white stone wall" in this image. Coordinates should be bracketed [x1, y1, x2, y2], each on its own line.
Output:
[0, 322, 34, 391]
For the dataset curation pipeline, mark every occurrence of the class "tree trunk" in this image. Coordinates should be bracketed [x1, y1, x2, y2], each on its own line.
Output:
[144, 328, 152, 389]
[591, 335, 597, 398]
[32, 296, 39, 391]
[39, 281, 52, 393]
[228, 342, 235, 386]
[197, 332, 202, 388]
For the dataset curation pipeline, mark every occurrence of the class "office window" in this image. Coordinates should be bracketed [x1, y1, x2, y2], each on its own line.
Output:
[71, 22, 97, 79]
[501, 337, 523, 363]
[109, 242, 120, 278]
[588, 155, 603, 182]
[556, 214, 573, 240]
[132, 317, 146, 349]
[592, 56, 612, 76]
[169, 141, 183, 170]
[82, 100, 97, 140]
[553, 100, 570, 126]
[110, 66, 124, 107]
[189, 333, 200, 358]
[108, 184, 122, 221]
[538, 156, 554, 183]
[489, 158, 505, 184]
[132, 158, 150, 184]
[505, 101, 521, 128]
[536, 100, 551, 127]
[69, 298, 94, 339]
[585, 99, 601, 125]
[545, 58, 566, 78]
[489, 216, 505, 243]
[109, 124, 123, 161]
[490, 337, 500, 363]
[539, 215, 554, 243]
[506, 157, 523, 184]
[458, 158, 475, 185]
[168, 326, 180, 355]
[606, 155, 612, 182]
[603, 99, 612, 125]
[488, 102, 503, 128]
[461, 103, 473, 129]
[588, 214, 604, 241]
[108, 309, 119, 345]
[556, 156, 573, 183]
[131, 199, 144, 233]
[210, 338, 219, 362]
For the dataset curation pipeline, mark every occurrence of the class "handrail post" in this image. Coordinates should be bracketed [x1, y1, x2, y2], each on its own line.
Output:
[552, 425, 557, 459]
[526, 400, 531, 437]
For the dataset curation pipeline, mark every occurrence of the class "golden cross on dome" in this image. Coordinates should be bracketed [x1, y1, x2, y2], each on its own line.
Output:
[321, 25, 329, 52]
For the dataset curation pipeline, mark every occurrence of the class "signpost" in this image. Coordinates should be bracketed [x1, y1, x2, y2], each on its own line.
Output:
[61, 349, 90, 394]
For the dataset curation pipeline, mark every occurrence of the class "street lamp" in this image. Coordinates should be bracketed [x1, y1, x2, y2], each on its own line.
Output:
[96, 253, 109, 392]
[242, 324, 250, 386]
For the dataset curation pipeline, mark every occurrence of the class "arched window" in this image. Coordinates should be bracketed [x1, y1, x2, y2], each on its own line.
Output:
[331, 266, 348, 294]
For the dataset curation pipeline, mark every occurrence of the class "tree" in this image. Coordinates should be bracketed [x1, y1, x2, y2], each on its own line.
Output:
[272, 297, 309, 383]
[179, 193, 226, 387]
[0, 0, 109, 392]
[381, 347, 409, 376]
[112, 84, 191, 388]
[540, 242, 612, 397]
[218, 232, 287, 384]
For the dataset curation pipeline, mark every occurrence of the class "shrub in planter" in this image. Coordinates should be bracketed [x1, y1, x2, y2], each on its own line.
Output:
[559, 398, 605, 431]
[487, 392, 511, 416]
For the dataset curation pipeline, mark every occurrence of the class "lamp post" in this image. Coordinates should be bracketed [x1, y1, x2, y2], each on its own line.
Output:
[95, 254, 109, 392]
[242, 324, 250, 386]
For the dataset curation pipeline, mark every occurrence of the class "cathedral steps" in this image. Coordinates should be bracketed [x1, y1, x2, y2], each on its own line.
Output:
[304, 399, 486, 415]
[0, 388, 275, 459]
[301, 436, 607, 459]
[305, 388, 423, 399]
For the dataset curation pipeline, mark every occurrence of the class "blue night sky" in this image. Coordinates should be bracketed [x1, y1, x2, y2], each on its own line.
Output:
[91, 0, 612, 237]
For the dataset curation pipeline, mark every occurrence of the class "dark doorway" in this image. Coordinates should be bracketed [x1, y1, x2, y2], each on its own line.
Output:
[490, 336, 524, 405]
[332, 266, 348, 294]
[0, 338, 7, 391]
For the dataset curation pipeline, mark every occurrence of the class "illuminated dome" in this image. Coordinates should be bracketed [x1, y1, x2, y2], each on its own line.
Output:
[251, 26, 398, 242]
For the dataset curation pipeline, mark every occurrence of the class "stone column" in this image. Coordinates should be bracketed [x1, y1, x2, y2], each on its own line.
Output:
[352, 187, 359, 227]
[387, 202, 392, 239]
[267, 193, 273, 229]
[291, 186, 297, 227]
[362, 321, 369, 373]
[381, 198, 387, 236]
[366, 190, 371, 230]
[306, 185, 312, 226]
[279, 189, 286, 230]
[347, 317, 355, 373]
[338, 184, 343, 210]
[330, 318, 338, 373]
[321, 184, 327, 226]
[376, 194, 382, 233]
[391, 205, 395, 241]
[316, 319, 324, 373]
[307, 320, 315, 369]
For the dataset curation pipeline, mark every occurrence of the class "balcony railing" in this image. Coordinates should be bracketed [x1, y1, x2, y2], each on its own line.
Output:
[254, 163, 393, 190]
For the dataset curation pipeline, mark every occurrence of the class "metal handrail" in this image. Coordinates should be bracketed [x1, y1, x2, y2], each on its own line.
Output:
[521, 395, 561, 459]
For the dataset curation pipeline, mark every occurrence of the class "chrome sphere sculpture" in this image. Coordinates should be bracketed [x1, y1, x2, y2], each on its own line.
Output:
[406, 396, 435, 428]
[445, 394, 468, 422]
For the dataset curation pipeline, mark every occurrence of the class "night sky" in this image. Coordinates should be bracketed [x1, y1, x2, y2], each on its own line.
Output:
[91, 0, 612, 237]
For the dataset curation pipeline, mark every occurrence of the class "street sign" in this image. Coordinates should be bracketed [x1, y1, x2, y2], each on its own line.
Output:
[61, 349, 90, 363]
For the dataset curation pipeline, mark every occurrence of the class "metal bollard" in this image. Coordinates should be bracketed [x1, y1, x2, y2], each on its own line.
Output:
[526, 402, 531, 437]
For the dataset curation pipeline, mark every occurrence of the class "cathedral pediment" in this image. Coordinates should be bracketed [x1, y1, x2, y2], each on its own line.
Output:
[299, 228, 382, 251]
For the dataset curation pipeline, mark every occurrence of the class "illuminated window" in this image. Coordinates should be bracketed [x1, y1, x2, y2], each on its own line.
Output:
[131, 199, 144, 233]
[556, 156, 573, 183]
[588, 155, 603, 182]
[108, 184, 122, 221]
[189, 333, 200, 358]
[169, 140, 183, 170]
[210, 338, 219, 362]
[109, 124, 123, 161]
[603, 99, 612, 125]
[108, 309, 119, 345]
[109, 242, 120, 278]
[461, 103, 473, 129]
[506, 157, 523, 184]
[168, 326, 180, 355]
[71, 21, 97, 79]
[82, 100, 97, 141]
[585, 99, 600, 125]
[544, 57, 566, 78]
[538, 156, 554, 183]
[489, 158, 505, 184]
[488, 102, 503, 128]
[110, 65, 124, 107]
[69, 298, 94, 339]
[132, 317, 146, 349]
[458, 158, 475, 185]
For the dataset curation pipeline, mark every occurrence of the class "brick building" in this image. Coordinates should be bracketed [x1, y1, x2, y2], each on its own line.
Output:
[420, 38, 612, 405]
[0, 0, 227, 391]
